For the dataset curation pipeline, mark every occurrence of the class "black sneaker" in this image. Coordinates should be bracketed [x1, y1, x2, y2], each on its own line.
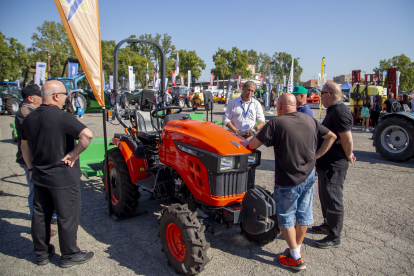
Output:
[38, 244, 55, 266]
[61, 251, 94, 268]
[311, 224, 329, 234]
[314, 236, 342, 249]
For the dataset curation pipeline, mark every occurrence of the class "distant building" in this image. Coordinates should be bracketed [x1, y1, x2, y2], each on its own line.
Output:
[302, 79, 334, 87]
[333, 74, 352, 84]
[247, 64, 261, 80]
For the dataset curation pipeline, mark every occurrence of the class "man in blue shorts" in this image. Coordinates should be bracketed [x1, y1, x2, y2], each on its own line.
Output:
[249, 94, 336, 270]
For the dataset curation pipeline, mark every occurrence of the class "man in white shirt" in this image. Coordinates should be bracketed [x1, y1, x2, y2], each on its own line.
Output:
[163, 91, 172, 104]
[223, 80, 265, 136]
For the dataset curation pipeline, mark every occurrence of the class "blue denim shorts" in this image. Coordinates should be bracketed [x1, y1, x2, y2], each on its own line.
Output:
[273, 169, 316, 228]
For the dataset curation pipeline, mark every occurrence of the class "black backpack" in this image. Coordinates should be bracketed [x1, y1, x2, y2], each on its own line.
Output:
[392, 102, 403, 112]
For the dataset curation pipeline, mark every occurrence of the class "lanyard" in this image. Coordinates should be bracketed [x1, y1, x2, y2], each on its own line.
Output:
[241, 98, 252, 118]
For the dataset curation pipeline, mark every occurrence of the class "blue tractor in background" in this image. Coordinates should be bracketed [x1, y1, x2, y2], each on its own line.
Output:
[0, 81, 22, 115]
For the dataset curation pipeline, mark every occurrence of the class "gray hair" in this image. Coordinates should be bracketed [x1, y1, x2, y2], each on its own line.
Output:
[243, 80, 256, 90]
[41, 86, 54, 98]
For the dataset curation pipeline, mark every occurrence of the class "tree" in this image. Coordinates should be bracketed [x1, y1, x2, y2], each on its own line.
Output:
[373, 54, 414, 92]
[211, 47, 251, 80]
[271, 52, 302, 86]
[28, 21, 75, 78]
[0, 31, 27, 80]
[117, 46, 148, 89]
[258, 52, 272, 77]
[246, 49, 259, 68]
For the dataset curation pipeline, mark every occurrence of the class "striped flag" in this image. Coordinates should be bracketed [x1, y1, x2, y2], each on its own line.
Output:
[210, 73, 214, 86]
[260, 76, 264, 88]
[54, 0, 104, 107]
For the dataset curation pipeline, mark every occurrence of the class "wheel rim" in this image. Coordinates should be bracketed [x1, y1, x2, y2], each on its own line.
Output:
[12, 101, 19, 112]
[179, 99, 184, 108]
[107, 162, 120, 205]
[166, 223, 186, 262]
[380, 125, 409, 154]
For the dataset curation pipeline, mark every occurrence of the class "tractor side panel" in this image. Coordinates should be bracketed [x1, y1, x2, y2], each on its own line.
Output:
[111, 138, 149, 183]
[159, 128, 245, 207]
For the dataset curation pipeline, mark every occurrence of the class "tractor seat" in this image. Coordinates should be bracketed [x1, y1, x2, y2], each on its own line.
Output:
[134, 109, 159, 141]
[162, 113, 191, 127]
[136, 131, 158, 141]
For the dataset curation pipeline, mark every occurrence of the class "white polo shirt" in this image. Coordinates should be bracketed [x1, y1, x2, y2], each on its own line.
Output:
[223, 96, 265, 131]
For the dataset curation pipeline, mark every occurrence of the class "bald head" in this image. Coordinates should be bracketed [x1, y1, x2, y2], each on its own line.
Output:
[323, 82, 342, 100]
[42, 80, 66, 99]
[277, 93, 297, 116]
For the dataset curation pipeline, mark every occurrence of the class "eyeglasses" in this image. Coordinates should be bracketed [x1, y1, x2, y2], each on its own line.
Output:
[52, 92, 68, 96]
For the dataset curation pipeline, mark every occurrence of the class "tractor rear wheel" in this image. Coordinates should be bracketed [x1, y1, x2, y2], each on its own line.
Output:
[186, 100, 192, 108]
[240, 186, 280, 245]
[6, 98, 20, 115]
[373, 116, 414, 162]
[103, 148, 140, 217]
[71, 93, 87, 111]
[158, 204, 210, 275]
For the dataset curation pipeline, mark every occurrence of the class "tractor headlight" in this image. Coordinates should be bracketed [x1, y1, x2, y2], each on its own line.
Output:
[248, 153, 259, 166]
[220, 156, 236, 171]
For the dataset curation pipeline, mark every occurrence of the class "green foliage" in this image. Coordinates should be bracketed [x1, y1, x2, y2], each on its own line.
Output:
[118, 46, 148, 89]
[28, 21, 74, 78]
[0, 31, 27, 80]
[173, 49, 206, 83]
[373, 54, 414, 91]
[212, 47, 251, 79]
[271, 52, 302, 86]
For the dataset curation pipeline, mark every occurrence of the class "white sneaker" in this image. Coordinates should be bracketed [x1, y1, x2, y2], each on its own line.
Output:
[362, 128, 365, 131]
[365, 129, 370, 132]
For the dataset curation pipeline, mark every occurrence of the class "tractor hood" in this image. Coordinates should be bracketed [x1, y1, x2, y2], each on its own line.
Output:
[163, 120, 253, 155]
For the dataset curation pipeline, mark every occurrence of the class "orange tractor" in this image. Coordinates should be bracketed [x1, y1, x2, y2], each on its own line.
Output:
[103, 38, 279, 275]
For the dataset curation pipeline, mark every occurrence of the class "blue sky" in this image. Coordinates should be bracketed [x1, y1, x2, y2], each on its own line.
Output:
[1, 0, 413, 82]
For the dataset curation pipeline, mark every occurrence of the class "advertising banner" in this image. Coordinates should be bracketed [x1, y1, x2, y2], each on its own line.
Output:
[287, 57, 294, 93]
[188, 70, 191, 89]
[128, 66, 133, 91]
[102, 71, 105, 91]
[15, 80, 20, 88]
[146, 62, 149, 83]
[109, 75, 113, 89]
[175, 52, 179, 75]
[396, 71, 401, 95]
[210, 73, 214, 86]
[283, 75, 286, 87]
[260, 76, 264, 88]
[54, 0, 104, 107]
[216, 76, 219, 87]
[35, 62, 47, 85]
[68, 62, 79, 78]
[238, 74, 242, 89]
[180, 75, 184, 86]
[225, 73, 237, 105]
[265, 70, 270, 111]
[171, 71, 175, 86]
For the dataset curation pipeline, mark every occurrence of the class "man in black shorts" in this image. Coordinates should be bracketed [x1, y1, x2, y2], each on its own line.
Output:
[312, 82, 356, 249]
[21, 80, 94, 267]
[249, 94, 336, 270]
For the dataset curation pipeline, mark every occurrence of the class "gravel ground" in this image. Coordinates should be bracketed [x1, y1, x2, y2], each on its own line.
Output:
[1, 104, 413, 275]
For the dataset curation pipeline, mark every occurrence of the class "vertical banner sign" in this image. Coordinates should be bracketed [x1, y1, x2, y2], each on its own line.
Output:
[216, 76, 219, 87]
[132, 74, 135, 91]
[54, 0, 104, 107]
[128, 66, 133, 91]
[175, 52, 179, 75]
[188, 70, 191, 89]
[146, 62, 149, 83]
[238, 74, 242, 89]
[192, 76, 196, 89]
[265, 69, 270, 111]
[225, 73, 237, 105]
[283, 75, 286, 87]
[287, 57, 294, 93]
[156, 58, 159, 81]
[396, 71, 401, 95]
[102, 71, 105, 91]
[171, 71, 175, 86]
[210, 73, 214, 86]
[35, 62, 46, 85]
[320, 57, 325, 89]
[181, 75, 184, 86]
[109, 75, 113, 89]
[153, 74, 156, 89]
[68, 62, 79, 78]
[15, 80, 20, 88]
[260, 76, 264, 88]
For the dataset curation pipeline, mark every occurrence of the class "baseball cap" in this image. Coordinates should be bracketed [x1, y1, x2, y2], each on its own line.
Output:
[22, 84, 41, 99]
[292, 86, 307, 95]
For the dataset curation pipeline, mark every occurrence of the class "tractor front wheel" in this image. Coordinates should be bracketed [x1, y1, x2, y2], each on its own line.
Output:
[158, 204, 210, 275]
[177, 98, 185, 108]
[6, 98, 20, 115]
[103, 148, 140, 217]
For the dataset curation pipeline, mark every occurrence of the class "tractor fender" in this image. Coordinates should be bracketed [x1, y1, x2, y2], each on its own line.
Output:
[110, 138, 149, 183]
[379, 111, 414, 121]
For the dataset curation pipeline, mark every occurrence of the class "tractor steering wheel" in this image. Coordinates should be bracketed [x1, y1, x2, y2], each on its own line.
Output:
[151, 105, 182, 119]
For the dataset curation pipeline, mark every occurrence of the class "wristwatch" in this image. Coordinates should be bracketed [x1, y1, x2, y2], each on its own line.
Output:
[28, 168, 33, 172]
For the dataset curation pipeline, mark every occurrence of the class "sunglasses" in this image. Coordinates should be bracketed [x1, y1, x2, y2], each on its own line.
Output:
[52, 92, 68, 96]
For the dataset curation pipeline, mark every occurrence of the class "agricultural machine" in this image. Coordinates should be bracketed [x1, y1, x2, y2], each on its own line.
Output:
[350, 69, 414, 162]
[171, 85, 192, 108]
[0, 81, 22, 115]
[103, 38, 279, 275]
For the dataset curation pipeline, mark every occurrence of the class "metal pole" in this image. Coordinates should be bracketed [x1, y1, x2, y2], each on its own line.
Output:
[297, 57, 300, 85]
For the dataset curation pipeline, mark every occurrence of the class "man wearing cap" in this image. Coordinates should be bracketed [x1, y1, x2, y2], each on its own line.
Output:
[292, 86, 313, 117]
[223, 80, 265, 137]
[15, 86, 43, 215]
[248, 93, 336, 270]
[21, 80, 94, 267]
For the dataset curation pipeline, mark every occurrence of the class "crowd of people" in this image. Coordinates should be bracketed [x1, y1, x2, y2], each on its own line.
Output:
[224, 81, 355, 270]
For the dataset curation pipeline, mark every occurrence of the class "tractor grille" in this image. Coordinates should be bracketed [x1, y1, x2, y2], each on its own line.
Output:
[209, 169, 255, 197]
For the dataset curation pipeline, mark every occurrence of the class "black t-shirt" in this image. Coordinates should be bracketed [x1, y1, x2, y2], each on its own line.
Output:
[316, 101, 353, 171]
[22, 104, 86, 189]
[384, 98, 396, 113]
[256, 112, 329, 187]
[15, 104, 36, 164]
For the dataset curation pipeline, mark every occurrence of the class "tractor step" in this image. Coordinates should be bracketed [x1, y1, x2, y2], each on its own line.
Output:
[136, 176, 155, 192]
